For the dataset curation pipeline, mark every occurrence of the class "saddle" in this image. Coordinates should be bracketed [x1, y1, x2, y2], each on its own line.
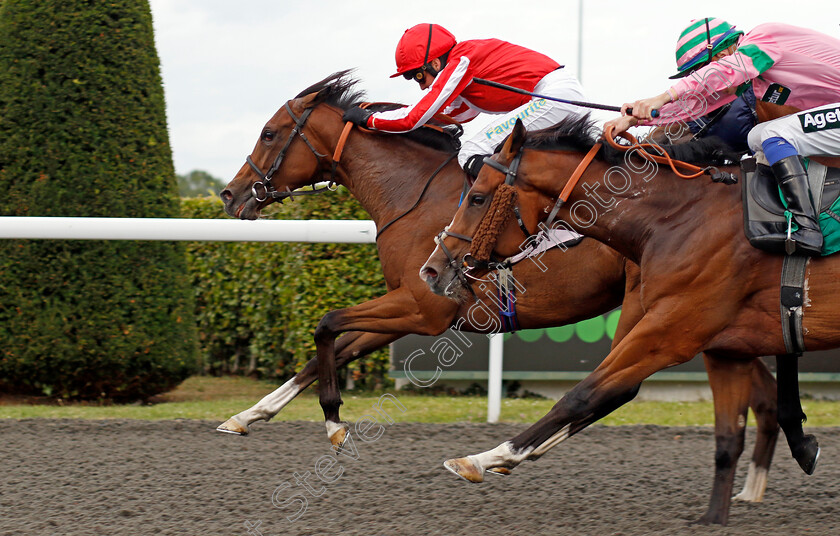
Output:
[741, 156, 840, 256]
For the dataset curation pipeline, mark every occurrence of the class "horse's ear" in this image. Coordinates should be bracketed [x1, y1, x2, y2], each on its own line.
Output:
[298, 90, 324, 108]
[500, 119, 527, 160]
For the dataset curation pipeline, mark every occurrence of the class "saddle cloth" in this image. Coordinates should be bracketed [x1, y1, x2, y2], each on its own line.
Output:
[741, 156, 840, 256]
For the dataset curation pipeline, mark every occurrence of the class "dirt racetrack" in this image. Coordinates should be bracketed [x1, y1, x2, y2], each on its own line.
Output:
[2, 419, 839, 536]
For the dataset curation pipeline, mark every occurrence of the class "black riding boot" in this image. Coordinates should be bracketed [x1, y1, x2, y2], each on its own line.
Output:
[772, 155, 823, 256]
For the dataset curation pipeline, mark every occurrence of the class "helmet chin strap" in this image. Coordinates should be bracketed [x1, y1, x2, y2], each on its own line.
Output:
[420, 23, 438, 77]
[424, 62, 441, 78]
[418, 23, 452, 79]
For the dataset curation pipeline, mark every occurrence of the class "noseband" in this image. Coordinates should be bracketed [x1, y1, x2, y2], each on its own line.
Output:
[247, 101, 335, 202]
[433, 149, 530, 295]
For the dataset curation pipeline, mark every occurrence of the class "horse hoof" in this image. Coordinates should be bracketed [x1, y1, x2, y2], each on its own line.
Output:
[443, 457, 484, 483]
[328, 423, 350, 449]
[486, 467, 512, 476]
[216, 417, 249, 435]
[793, 435, 820, 475]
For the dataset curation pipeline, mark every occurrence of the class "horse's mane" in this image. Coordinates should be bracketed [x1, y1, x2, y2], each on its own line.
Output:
[526, 115, 604, 150]
[524, 114, 743, 166]
[524, 115, 623, 165]
[296, 69, 459, 154]
[295, 69, 367, 110]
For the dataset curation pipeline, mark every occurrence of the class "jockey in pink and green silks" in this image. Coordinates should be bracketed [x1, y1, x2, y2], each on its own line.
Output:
[607, 18, 840, 256]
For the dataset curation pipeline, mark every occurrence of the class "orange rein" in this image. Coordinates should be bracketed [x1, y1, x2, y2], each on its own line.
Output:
[332, 102, 460, 169]
[543, 125, 716, 227]
[602, 125, 711, 180]
[558, 141, 603, 204]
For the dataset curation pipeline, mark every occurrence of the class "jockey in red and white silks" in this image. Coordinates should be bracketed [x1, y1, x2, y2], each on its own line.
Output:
[342, 24, 587, 175]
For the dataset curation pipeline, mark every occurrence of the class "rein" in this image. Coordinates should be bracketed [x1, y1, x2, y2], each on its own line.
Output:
[375, 152, 457, 240]
[438, 124, 738, 295]
[602, 125, 735, 181]
[245, 99, 463, 240]
[541, 127, 736, 229]
[248, 102, 336, 202]
[246, 102, 381, 203]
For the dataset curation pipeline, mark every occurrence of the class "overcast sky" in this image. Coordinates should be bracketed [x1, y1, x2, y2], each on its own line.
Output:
[147, 0, 839, 181]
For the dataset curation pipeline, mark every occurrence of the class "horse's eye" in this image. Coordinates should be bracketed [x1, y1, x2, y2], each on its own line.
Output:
[469, 194, 486, 207]
[262, 130, 275, 142]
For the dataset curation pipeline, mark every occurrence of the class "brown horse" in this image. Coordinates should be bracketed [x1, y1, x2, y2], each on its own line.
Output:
[219, 72, 780, 519]
[420, 116, 836, 524]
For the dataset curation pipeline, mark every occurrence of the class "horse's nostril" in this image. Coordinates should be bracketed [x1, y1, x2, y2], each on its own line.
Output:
[220, 190, 232, 203]
[421, 266, 439, 281]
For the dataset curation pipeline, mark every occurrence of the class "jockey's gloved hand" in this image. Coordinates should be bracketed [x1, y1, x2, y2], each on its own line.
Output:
[463, 154, 489, 178]
[343, 107, 373, 127]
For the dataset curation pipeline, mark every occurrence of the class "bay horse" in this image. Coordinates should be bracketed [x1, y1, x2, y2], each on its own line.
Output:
[219, 71, 781, 521]
[420, 116, 835, 524]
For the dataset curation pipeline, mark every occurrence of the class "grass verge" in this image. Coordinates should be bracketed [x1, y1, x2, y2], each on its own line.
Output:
[1, 376, 838, 426]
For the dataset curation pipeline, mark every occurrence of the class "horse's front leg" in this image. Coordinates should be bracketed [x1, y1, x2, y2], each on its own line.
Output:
[444, 310, 704, 482]
[216, 331, 400, 435]
[776, 354, 820, 474]
[314, 310, 347, 448]
[735, 358, 780, 502]
[697, 352, 754, 526]
[312, 288, 456, 447]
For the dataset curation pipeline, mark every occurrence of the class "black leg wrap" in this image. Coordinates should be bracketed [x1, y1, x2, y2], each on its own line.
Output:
[776, 353, 820, 475]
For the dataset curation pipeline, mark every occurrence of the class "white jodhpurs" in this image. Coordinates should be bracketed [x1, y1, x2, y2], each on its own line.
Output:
[747, 102, 840, 157]
[457, 68, 588, 168]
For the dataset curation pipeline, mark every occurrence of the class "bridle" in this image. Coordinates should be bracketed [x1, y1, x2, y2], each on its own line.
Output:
[433, 142, 602, 293]
[247, 101, 340, 203]
[434, 125, 735, 291]
[432, 148, 530, 295]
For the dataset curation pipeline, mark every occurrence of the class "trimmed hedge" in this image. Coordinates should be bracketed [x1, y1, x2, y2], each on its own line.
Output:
[181, 189, 390, 389]
[0, 1, 197, 400]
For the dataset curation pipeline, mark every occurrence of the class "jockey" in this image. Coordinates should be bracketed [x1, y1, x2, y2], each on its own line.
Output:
[682, 85, 756, 154]
[342, 23, 587, 177]
[606, 18, 840, 256]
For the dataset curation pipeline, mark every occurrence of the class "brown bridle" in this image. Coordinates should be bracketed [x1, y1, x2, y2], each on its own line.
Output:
[246, 101, 362, 203]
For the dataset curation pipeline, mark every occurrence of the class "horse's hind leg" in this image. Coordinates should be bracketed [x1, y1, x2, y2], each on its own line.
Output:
[776, 354, 820, 474]
[696, 353, 753, 526]
[734, 358, 779, 502]
[216, 331, 400, 435]
[443, 312, 701, 482]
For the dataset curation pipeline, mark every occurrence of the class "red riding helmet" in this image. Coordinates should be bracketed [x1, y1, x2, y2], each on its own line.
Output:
[390, 23, 457, 78]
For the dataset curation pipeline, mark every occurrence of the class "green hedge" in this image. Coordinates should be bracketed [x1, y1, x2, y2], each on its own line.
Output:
[0, 1, 197, 400]
[181, 189, 390, 389]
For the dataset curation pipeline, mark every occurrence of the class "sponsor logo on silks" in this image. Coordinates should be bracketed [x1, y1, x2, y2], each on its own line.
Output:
[799, 106, 840, 133]
[761, 83, 791, 105]
[484, 99, 547, 139]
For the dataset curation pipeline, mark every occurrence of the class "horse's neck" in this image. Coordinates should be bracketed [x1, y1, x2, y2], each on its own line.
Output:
[338, 136, 461, 225]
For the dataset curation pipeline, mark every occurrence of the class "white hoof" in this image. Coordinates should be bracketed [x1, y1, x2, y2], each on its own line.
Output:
[216, 416, 249, 435]
[486, 467, 512, 476]
[444, 457, 484, 483]
[326, 421, 350, 449]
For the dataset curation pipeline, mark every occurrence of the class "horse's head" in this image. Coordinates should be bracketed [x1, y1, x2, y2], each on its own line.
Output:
[220, 71, 362, 220]
[420, 120, 551, 301]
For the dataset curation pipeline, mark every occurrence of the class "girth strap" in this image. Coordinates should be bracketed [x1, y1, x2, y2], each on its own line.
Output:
[780, 254, 808, 354]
